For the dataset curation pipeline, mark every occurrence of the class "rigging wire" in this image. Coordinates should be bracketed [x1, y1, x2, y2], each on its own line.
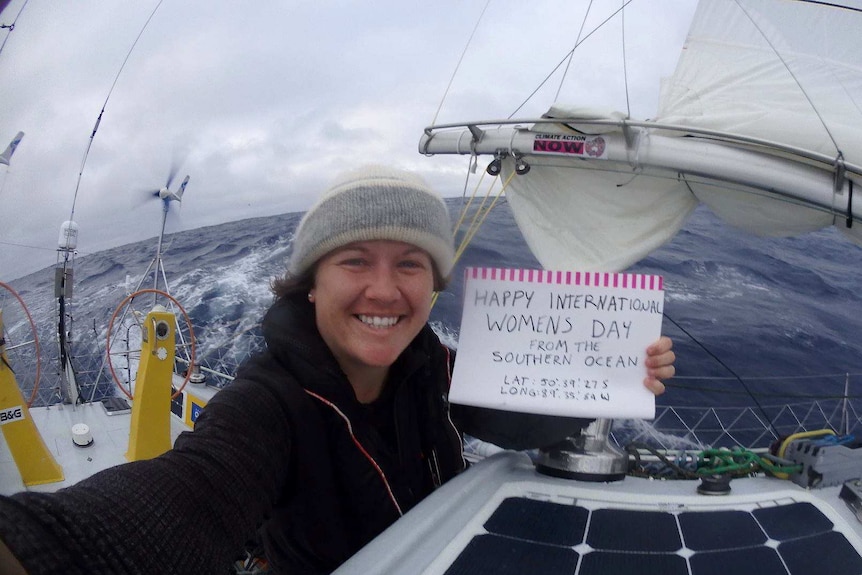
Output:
[509, 0, 634, 119]
[430, 0, 491, 127]
[794, 0, 862, 14]
[0, 239, 84, 253]
[0, 0, 27, 61]
[553, 0, 593, 103]
[662, 311, 781, 439]
[620, 0, 631, 118]
[732, 0, 842, 155]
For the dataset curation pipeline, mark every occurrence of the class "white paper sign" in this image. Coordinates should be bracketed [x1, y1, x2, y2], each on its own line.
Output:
[450, 268, 665, 419]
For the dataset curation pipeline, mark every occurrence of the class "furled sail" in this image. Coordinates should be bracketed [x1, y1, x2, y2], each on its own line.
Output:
[655, 0, 862, 244]
[420, 0, 862, 271]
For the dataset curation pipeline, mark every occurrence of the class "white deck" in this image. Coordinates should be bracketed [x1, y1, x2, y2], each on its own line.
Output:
[0, 380, 219, 495]
[335, 451, 862, 575]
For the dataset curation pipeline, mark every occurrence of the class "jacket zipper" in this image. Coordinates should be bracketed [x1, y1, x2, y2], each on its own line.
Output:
[304, 389, 404, 516]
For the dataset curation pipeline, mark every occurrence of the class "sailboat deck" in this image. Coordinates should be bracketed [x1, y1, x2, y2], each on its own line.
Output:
[0, 401, 177, 495]
[0, 379, 219, 496]
[335, 451, 862, 575]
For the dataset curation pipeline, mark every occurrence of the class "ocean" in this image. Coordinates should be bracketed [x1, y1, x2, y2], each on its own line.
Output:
[4, 198, 862, 446]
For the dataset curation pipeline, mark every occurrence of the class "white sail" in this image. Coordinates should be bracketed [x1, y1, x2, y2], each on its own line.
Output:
[496, 110, 700, 272]
[656, 0, 862, 244]
[419, 0, 862, 271]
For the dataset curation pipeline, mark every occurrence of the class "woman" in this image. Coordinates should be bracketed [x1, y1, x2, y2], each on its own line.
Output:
[0, 165, 675, 575]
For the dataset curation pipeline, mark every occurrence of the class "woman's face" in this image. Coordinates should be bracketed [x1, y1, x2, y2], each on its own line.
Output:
[311, 240, 435, 380]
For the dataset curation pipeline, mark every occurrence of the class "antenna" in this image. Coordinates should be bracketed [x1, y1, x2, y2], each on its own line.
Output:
[49, 2, 165, 406]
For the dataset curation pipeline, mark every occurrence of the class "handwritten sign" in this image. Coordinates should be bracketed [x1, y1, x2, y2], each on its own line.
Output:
[449, 268, 664, 419]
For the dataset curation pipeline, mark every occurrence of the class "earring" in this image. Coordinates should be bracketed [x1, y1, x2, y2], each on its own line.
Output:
[307, 292, 314, 302]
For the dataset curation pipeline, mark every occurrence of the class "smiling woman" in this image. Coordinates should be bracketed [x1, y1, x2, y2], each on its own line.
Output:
[0, 164, 675, 575]
[274, 166, 456, 404]
[311, 241, 437, 402]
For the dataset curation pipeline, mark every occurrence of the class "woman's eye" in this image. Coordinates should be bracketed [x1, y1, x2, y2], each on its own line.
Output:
[340, 257, 367, 267]
[399, 259, 425, 269]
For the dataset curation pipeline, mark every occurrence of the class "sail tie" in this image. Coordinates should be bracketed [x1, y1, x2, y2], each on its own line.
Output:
[832, 152, 854, 228]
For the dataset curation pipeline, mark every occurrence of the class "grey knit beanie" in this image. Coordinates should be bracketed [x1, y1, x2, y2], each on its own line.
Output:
[288, 165, 455, 283]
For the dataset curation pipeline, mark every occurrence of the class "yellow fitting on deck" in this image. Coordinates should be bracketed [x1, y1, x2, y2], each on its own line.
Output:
[0, 310, 64, 486]
[126, 307, 176, 461]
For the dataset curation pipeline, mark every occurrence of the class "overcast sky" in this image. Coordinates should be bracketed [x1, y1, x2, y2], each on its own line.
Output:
[0, 0, 697, 280]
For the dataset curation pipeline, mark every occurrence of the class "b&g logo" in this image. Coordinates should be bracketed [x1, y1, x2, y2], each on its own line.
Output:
[0, 406, 24, 425]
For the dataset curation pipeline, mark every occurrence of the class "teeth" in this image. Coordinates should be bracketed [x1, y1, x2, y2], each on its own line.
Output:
[358, 315, 399, 328]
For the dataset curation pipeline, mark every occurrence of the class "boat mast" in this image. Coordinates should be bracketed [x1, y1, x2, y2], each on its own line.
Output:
[153, 199, 170, 300]
[55, 220, 79, 405]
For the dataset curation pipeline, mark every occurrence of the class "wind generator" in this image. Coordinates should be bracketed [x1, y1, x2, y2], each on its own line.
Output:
[103, 165, 198, 398]
[133, 165, 190, 303]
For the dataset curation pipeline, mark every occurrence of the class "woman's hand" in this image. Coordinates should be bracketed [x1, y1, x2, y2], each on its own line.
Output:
[643, 336, 675, 396]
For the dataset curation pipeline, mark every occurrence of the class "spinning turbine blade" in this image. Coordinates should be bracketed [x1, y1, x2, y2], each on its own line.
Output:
[174, 175, 190, 201]
[0, 131, 24, 166]
[164, 158, 181, 190]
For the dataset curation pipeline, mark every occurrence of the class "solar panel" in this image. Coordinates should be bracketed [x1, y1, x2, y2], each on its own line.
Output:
[444, 497, 862, 575]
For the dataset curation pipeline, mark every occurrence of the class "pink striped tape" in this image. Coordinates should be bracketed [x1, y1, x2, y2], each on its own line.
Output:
[464, 267, 663, 291]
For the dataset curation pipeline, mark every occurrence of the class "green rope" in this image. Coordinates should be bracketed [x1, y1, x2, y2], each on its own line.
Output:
[697, 447, 802, 477]
[626, 444, 803, 480]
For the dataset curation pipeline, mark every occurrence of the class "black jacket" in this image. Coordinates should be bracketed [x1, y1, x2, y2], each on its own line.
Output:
[243, 293, 466, 573]
[0, 292, 588, 575]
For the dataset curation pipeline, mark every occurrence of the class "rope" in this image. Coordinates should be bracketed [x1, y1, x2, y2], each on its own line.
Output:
[626, 441, 700, 479]
[432, 167, 512, 309]
[451, 170, 489, 243]
[454, 171, 515, 262]
[626, 441, 803, 480]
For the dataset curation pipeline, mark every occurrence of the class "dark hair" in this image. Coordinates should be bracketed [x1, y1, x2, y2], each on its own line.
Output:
[270, 269, 314, 301]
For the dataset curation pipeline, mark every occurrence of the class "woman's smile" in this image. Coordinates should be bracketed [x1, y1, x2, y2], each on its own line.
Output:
[357, 314, 401, 328]
[310, 240, 435, 398]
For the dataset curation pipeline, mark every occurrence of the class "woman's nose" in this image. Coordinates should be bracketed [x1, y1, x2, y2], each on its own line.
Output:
[364, 265, 400, 301]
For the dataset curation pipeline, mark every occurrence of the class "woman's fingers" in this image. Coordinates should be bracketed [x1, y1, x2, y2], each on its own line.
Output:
[644, 336, 675, 396]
